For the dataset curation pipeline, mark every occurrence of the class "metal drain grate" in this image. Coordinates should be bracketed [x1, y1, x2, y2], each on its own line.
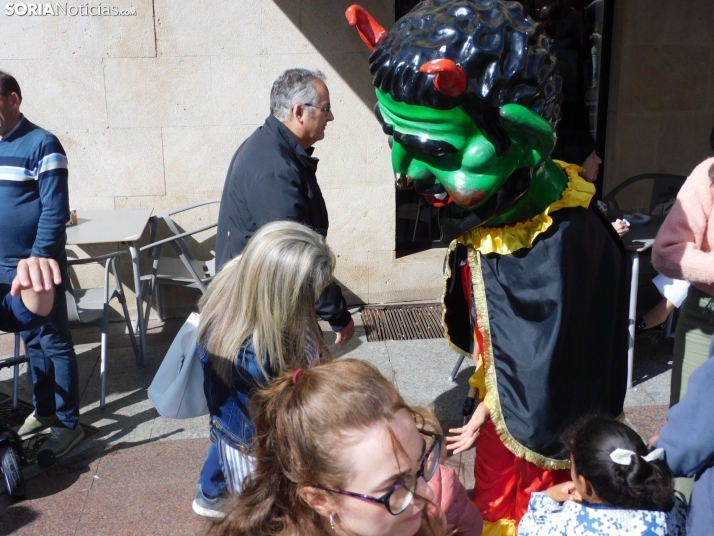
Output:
[361, 304, 444, 342]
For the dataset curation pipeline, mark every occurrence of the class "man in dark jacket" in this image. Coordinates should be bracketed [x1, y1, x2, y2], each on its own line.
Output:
[215, 68, 354, 348]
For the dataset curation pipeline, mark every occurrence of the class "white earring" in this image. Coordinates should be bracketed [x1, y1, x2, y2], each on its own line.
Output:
[329, 514, 335, 530]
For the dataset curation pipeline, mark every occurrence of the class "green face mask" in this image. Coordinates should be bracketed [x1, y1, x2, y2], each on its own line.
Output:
[376, 90, 564, 240]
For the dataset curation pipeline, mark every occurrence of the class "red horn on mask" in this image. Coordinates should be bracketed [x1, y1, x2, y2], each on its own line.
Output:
[345, 5, 388, 51]
[419, 59, 467, 97]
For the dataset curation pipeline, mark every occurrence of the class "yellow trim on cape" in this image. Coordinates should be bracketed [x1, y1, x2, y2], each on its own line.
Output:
[482, 519, 516, 536]
[456, 161, 595, 255]
[469, 248, 571, 471]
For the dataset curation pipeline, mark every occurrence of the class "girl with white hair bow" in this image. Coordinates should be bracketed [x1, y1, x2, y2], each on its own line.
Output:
[519, 414, 686, 536]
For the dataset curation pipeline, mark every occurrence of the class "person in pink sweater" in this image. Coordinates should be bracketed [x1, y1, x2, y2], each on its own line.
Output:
[653, 157, 714, 296]
[652, 156, 714, 407]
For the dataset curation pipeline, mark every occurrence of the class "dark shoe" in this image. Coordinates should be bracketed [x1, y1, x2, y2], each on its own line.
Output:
[635, 317, 665, 338]
[38, 425, 84, 459]
[192, 487, 230, 518]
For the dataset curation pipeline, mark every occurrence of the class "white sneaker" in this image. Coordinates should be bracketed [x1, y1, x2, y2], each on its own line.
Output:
[192, 487, 230, 518]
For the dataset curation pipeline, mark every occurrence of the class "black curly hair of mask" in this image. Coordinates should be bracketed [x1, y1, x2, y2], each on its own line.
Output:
[563, 414, 675, 512]
[370, 0, 563, 150]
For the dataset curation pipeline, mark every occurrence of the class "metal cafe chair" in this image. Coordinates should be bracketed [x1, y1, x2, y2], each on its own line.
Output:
[138, 199, 220, 331]
[66, 251, 138, 409]
[602, 173, 686, 214]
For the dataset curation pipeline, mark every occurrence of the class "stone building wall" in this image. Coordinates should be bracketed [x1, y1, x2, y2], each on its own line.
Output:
[1, 0, 445, 318]
[604, 0, 714, 207]
[3, 0, 710, 319]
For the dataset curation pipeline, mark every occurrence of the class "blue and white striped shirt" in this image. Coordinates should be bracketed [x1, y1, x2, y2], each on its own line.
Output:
[0, 117, 69, 269]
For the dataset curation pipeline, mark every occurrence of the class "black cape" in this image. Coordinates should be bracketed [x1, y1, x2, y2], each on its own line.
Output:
[444, 205, 629, 465]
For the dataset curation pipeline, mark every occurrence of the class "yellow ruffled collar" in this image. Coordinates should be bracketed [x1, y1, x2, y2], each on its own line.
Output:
[456, 161, 595, 255]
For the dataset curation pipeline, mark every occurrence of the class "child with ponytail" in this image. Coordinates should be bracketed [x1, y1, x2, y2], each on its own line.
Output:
[519, 414, 686, 536]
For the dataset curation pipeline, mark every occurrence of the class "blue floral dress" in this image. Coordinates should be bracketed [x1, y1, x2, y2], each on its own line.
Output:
[518, 492, 687, 536]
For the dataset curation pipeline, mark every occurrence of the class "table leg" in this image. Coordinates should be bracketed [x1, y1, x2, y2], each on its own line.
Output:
[128, 242, 148, 367]
[627, 251, 639, 389]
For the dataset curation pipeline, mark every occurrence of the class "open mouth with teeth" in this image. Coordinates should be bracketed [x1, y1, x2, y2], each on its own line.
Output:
[397, 168, 533, 243]
[405, 176, 455, 208]
[424, 187, 454, 208]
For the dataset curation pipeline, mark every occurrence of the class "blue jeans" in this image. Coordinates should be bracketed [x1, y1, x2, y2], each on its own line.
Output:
[198, 443, 226, 498]
[2, 255, 79, 430]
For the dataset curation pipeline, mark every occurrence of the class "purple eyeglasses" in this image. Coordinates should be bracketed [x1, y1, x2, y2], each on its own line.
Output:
[317, 430, 442, 515]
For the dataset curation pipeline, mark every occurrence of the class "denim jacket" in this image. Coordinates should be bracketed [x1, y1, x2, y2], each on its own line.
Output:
[198, 341, 275, 451]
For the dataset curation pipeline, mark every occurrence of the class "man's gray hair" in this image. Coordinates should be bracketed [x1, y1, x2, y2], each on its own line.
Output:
[270, 68, 326, 122]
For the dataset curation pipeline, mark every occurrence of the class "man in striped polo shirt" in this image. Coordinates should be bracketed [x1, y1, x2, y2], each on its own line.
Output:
[0, 71, 83, 461]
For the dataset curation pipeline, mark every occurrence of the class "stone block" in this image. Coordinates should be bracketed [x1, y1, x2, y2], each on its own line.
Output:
[154, 0, 261, 57]
[210, 56, 272, 126]
[664, 0, 714, 46]
[332, 251, 369, 305]
[657, 112, 714, 175]
[608, 113, 660, 197]
[367, 250, 444, 304]
[318, 125, 393, 191]
[0, 9, 47, 59]
[69, 198, 116, 210]
[0, 59, 107, 130]
[322, 187, 394, 253]
[104, 58, 213, 128]
[618, 45, 710, 113]
[314, 56, 394, 191]
[709, 52, 714, 112]
[162, 125, 258, 196]
[260, 0, 313, 55]
[265, 0, 393, 55]
[0, 0, 155, 59]
[622, 0, 667, 46]
[59, 127, 165, 198]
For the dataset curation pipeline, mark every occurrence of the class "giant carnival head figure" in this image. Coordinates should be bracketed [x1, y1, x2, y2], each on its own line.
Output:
[347, 0, 564, 241]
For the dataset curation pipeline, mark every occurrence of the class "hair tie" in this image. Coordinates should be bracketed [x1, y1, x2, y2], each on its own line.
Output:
[610, 447, 665, 465]
[292, 368, 304, 385]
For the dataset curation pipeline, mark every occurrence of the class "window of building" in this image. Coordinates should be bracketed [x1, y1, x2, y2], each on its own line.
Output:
[393, 0, 614, 252]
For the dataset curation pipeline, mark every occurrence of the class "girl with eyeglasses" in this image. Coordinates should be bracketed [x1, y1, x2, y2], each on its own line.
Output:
[206, 358, 479, 536]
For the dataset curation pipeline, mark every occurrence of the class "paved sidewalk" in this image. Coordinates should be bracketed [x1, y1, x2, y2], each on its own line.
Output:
[0, 309, 675, 535]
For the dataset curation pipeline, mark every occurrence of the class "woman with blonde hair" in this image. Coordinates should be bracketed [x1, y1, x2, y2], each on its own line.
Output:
[192, 221, 334, 518]
[209, 358, 452, 536]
